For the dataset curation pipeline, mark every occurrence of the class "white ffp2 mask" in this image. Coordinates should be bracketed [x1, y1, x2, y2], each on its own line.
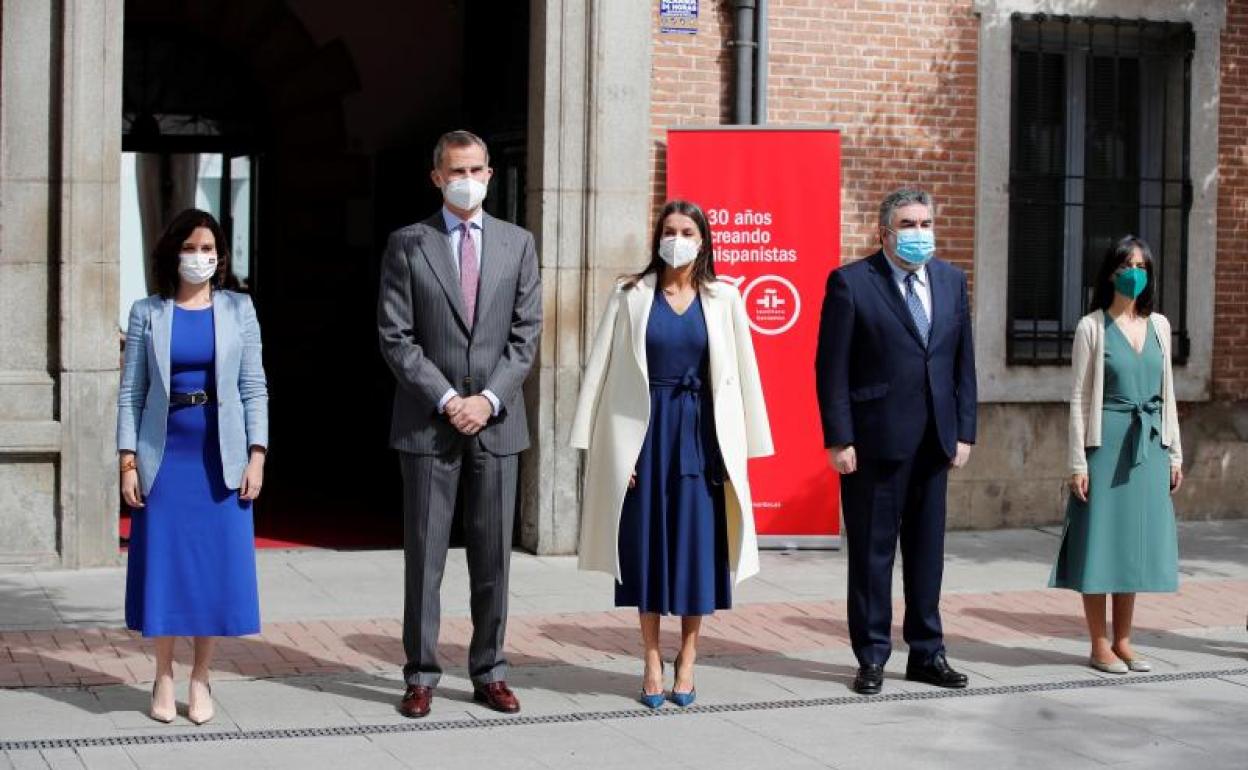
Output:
[178, 252, 218, 285]
[443, 177, 488, 211]
[658, 236, 700, 269]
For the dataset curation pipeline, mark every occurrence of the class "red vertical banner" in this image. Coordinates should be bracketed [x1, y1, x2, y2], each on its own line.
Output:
[667, 128, 842, 545]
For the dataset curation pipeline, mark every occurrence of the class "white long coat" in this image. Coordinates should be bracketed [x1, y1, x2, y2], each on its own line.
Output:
[569, 273, 774, 584]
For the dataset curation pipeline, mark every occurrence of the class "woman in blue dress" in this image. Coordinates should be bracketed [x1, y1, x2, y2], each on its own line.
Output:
[117, 209, 269, 724]
[571, 201, 774, 708]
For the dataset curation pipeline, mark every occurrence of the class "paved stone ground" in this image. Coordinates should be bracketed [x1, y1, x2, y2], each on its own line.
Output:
[1, 522, 1246, 769]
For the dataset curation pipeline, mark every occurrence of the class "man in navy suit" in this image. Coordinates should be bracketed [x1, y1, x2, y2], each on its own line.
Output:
[815, 188, 977, 695]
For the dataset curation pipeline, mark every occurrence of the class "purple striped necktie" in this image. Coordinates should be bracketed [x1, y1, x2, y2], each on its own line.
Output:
[459, 222, 479, 328]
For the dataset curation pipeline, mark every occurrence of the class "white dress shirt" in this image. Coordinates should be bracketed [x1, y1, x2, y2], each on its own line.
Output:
[437, 206, 499, 416]
[886, 255, 932, 322]
[442, 207, 484, 276]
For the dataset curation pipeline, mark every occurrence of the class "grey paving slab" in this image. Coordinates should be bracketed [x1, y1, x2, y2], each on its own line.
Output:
[492, 662, 637, 712]
[27, 569, 126, 628]
[31, 749, 83, 770]
[369, 728, 581, 770]
[120, 740, 276, 770]
[612, 711, 832, 767]
[0, 573, 58, 630]
[424, 720, 673, 769]
[249, 736, 408, 770]
[206, 677, 359, 730]
[1216, 672, 1248, 689]
[59, 748, 136, 770]
[2, 752, 46, 770]
[0, 689, 118, 740]
[729, 706, 1116, 769]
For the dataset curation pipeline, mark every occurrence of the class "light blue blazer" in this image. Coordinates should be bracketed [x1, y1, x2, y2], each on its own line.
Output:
[116, 291, 269, 496]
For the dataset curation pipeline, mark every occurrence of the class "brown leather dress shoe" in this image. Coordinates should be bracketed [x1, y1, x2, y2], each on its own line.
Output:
[473, 681, 521, 714]
[399, 685, 433, 718]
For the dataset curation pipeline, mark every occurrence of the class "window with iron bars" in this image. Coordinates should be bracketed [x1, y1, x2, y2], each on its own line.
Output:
[1007, 14, 1193, 365]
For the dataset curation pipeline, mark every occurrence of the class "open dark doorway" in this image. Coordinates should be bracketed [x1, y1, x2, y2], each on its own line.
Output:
[119, 0, 531, 549]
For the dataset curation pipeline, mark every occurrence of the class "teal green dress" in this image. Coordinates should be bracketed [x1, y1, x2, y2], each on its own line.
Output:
[1050, 316, 1179, 593]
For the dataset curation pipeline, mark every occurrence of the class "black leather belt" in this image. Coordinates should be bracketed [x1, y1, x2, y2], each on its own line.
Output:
[170, 390, 214, 406]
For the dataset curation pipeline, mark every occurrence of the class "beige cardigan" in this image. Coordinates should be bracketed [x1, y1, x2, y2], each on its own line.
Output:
[1069, 310, 1182, 475]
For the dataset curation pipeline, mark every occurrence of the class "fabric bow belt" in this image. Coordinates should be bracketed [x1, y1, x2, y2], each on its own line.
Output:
[649, 368, 706, 477]
[1103, 395, 1162, 466]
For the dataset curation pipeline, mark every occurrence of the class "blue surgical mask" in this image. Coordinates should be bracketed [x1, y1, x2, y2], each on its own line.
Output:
[1114, 267, 1148, 300]
[893, 228, 935, 266]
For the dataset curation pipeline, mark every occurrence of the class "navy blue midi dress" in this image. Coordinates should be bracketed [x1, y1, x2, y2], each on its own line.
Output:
[615, 290, 732, 616]
[125, 305, 261, 637]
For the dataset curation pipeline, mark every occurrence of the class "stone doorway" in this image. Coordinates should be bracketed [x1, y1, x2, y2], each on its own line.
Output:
[119, 0, 531, 549]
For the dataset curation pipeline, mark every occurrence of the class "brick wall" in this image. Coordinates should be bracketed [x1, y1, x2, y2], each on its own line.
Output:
[1215, 1, 1248, 399]
[652, 1, 1248, 399]
[650, 0, 979, 279]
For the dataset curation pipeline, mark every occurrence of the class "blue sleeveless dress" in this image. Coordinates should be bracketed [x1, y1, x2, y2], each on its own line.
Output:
[615, 290, 731, 616]
[125, 305, 261, 637]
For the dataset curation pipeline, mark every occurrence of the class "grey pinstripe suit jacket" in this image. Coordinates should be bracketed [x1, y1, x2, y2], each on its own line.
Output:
[377, 211, 541, 456]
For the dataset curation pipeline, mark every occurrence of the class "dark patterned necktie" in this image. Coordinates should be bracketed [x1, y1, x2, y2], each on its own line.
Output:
[905, 271, 930, 345]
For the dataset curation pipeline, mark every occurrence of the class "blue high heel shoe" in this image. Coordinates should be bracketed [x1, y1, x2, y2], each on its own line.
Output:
[669, 655, 696, 707]
[639, 661, 665, 709]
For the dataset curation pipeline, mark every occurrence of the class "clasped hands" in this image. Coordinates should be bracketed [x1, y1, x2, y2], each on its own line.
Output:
[826, 441, 973, 475]
[445, 394, 492, 435]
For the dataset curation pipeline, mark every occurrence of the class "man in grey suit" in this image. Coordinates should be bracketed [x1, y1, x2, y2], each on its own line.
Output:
[378, 130, 541, 718]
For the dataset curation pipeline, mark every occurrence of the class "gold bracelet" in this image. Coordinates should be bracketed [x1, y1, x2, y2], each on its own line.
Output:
[119, 459, 137, 474]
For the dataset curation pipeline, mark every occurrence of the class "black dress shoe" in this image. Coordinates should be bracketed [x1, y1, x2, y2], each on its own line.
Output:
[853, 664, 884, 695]
[905, 654, 968, 688]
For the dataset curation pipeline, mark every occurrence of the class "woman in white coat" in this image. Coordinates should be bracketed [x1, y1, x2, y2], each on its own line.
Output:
[570, 200, 773, 708]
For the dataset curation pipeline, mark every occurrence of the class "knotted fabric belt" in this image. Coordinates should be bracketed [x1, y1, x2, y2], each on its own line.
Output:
[649, 367, 706, 478]
[1103, 395, 1162, 466]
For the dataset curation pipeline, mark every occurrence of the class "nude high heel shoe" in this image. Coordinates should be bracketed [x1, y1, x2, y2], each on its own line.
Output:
[187, 677, 214, 725]
[149, 675, 175, 723]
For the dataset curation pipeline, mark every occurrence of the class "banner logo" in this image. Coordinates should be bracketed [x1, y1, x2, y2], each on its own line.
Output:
[737, 274, 801, 336]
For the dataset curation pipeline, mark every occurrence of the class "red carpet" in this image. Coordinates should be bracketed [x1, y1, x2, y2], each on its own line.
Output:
[118, 509, 402, 550]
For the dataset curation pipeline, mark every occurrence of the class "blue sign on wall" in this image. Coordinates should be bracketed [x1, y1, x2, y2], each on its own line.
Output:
[659, 0, 698, 36]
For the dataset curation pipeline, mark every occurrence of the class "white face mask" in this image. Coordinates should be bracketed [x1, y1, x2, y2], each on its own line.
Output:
[178, 251, 218, 285]
[658, 236, 700, 269]
[443, 177, 488, 211]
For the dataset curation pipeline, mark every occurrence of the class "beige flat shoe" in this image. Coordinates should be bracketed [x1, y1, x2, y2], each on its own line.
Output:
[1111, 646, 1152, 672]
[187, 678, 214, 725]
[149, 677, 175, 723]
[1088, 656, 1129, 674]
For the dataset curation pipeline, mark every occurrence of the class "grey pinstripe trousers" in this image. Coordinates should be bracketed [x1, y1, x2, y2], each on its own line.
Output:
[399, 441, 518, 687]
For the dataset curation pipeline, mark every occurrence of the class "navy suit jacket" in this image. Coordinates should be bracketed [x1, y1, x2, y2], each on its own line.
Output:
[815, 251, 977, 461]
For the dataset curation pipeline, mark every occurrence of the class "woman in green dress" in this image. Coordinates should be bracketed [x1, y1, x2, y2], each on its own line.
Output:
[1051, 235, 1184, 674]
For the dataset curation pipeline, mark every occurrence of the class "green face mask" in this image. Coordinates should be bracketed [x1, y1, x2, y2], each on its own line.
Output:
[1114, 267, 1148, 300]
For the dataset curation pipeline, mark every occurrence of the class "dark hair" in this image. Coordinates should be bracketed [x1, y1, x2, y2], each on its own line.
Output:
[432, 129, 490, 169]
[151, 208, 236, 298]
[878, 188, 936, 228]
[1090, 235, 1156, 315]
[624, 200, 717, 289]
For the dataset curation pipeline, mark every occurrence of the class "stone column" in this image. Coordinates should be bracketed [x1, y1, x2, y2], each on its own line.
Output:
[0, 0, 62, 567]
[0, 0, 124, 568]
[57, 0, 125, 568]
[520, 0, 652, 554]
